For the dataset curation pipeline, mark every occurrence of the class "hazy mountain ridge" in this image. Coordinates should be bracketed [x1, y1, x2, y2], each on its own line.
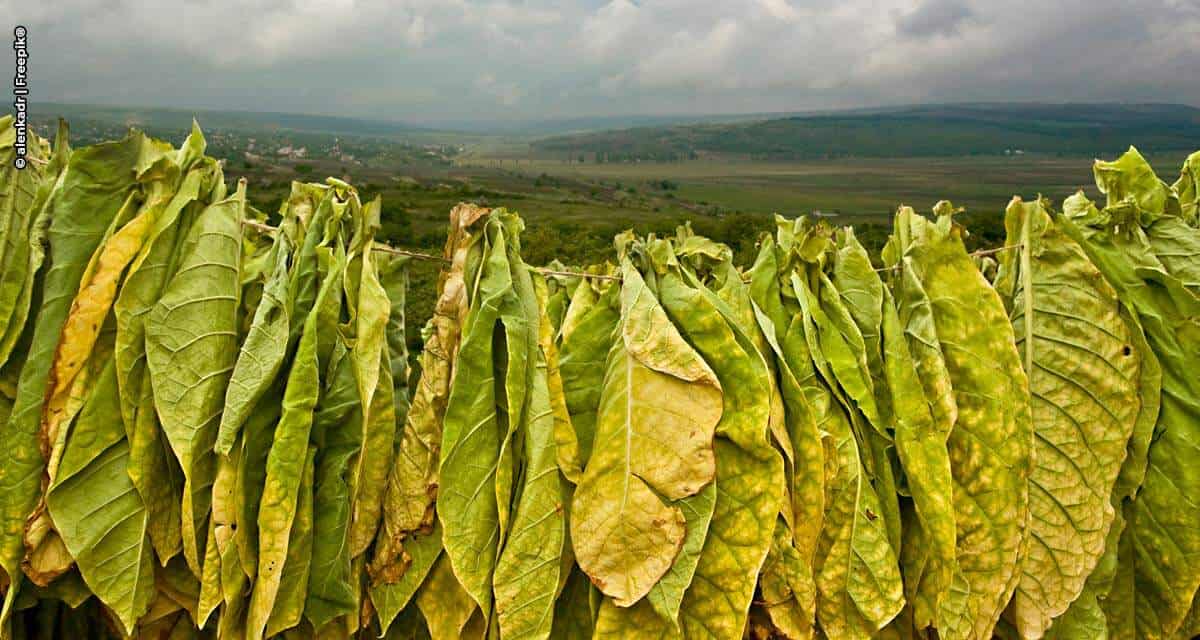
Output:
[31, 101, 1200, 158]
[35, 102, 429, 139]
[533, 102, 1200, 159]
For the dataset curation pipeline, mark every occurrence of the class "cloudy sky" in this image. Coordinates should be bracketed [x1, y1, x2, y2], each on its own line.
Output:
[9, 0, 1200, 124]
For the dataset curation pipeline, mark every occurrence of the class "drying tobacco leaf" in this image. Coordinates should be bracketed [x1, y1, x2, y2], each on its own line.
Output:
[570, 259, 720, 607]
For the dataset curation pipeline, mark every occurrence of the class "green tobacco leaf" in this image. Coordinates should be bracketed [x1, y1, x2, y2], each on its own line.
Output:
[1044, 503, 1127, 640]
[645, 484, 715, 628]
[0, 117, 54, 371]
[875, 282, 957, 634]
[380, 253, 411, 419]
[234, 391, 283, 583]
[542, 300, 578, 488]
[797, 262, 908, 608]
[654, 257, 782, 639]
[569, 262, 721, 607]
[1146, 217, 1200, 298]
[381, 605, 432, 640]
[491, 212, 539, 610]
[1061, 191, 1200, 638]
[438, 215, 521, 619]
[157, 554, 202, 624]
[305, 344, 362, 630]
[350, 352, 397, 556]
[679, 441, 783, 640]
[1, 131, 144, 625]
[750, 224, 904, 639]
[829, 229, 889, 428]
[115, 131, 218, 437]
[759, 518, 813, 640]
[1094, 148, 1200, 297]
[128, 375, 184, 564]
[999, 198, 1142, 637]
[883, 217, 961, 633]
[1110, 310, 1162, 511]
[146, 183, 244, 575]
[595, 597, 677, 639]
[493, 274, 567, 640]
[1101, 502, 1140, 640]
[558, 276, 595, 344]
[286, 183, 335, 341]
[542, 266, 576, 337]
[762, 238, 904, 638]
[116, 165, 215, 563]
[265, 446, 316, 638]
[196, 522, 220, 629]
[550, 567, 598, 640]
[217, 214, 295, 455]
[45, 361, 154, 636]
[747, 234, 824, 633]
[196, 449, 237, 628]
[794, 253, 882, 440]
[556, 281, 620, 481]
[1092, 146, 1176, 227]
[245, 247, 342, 640]
[883, 236, 958, 441]
[1175, 150, 1200, 225]
[212, 442, 243, 635]
[372, 525, 442, 636]
[416, 555, 483, 640]
[900, 208, 1032, 640]
[347, 199, 396, 558]
[825, 231, 907, 569]
[810, 387, 904, 639]
[42, 196, 155, 487]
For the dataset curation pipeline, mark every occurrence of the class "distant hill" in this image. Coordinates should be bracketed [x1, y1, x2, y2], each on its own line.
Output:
[35, 102, 427, 139]
[428, 112, 787, 136]
[533, 103, 1200, 159]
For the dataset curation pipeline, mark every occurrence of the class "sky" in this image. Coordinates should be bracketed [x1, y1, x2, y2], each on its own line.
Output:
[7, 0, 1200, 125]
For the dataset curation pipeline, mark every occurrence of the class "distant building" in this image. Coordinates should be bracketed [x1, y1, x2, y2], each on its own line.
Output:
[274, 145, 307, 160]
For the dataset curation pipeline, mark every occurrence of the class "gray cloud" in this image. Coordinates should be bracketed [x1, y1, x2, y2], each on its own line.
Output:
[895, 0, 975, 37]
[4, 0, 1198, 124]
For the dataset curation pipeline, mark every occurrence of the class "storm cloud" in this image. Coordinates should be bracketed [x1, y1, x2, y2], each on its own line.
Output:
[895, 0, 976, 37]
[5, 0, 1199, 124]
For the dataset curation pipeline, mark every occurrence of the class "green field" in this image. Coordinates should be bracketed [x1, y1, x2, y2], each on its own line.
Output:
[460, 153, 1192, 218]
[533, 103, 1200, 159]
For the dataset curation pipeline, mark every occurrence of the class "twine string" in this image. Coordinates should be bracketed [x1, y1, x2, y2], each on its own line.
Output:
[242, 219, 1020, 281]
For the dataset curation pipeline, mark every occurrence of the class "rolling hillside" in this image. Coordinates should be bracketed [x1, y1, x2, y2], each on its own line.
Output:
[35, 102, 427, 139]
[533, 103, 1200, 159]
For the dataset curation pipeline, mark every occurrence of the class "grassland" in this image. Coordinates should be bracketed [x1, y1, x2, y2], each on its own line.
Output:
[455, 151, 1192, 232]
